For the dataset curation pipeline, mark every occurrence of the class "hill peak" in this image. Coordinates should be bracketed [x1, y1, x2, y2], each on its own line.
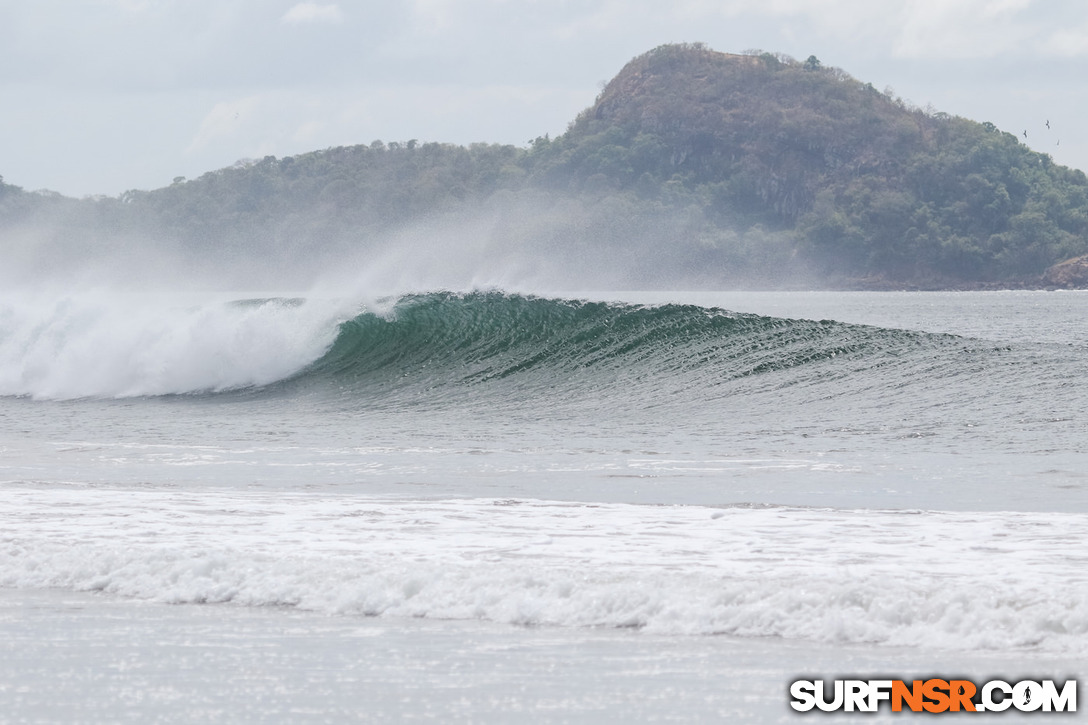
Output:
[586, 43, 828, 130]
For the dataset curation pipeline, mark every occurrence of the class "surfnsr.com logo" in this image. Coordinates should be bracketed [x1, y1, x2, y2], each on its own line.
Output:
[790, 679, 1077, 713]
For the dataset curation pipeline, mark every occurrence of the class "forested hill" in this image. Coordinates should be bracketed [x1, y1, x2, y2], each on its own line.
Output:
[5, 43, 1088, 289]
[526, 44, 1088, 286]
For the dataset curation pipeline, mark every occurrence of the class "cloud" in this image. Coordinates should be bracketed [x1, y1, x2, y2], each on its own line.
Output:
[96, 0, 155, 11]
[280, 2, 344, 25]
[186, 96, 261, 153]
[292, 120, 327, 144]
[1047, 24, 1088, 56]
[645, 0, 1068, 61]
[890, 0, 1035, 59]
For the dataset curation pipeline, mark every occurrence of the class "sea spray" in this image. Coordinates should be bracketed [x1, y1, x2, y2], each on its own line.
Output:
[0, 291, 351, 398]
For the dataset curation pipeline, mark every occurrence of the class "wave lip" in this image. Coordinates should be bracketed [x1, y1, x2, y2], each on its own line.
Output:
[2, 488, 1086, 654]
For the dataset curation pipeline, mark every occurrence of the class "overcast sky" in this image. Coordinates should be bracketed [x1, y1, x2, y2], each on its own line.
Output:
[3, 0, 1087, 197]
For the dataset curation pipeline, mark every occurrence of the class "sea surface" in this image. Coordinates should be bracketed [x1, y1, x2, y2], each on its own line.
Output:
[1, 288, 1086, 722]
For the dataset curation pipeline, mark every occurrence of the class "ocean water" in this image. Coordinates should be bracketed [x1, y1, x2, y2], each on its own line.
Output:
[1, 288, 1086, 722]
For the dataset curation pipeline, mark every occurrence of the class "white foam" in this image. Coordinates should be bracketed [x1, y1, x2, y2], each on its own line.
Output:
[1, 487, 1085, 653]
[0, 292, 351, 398]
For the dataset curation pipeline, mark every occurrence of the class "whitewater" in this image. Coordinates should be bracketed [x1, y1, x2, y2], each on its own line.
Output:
[1, 288, 1086, 722]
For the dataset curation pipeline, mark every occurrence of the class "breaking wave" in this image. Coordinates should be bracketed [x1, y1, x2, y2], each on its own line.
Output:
[0, 290, 997, 403]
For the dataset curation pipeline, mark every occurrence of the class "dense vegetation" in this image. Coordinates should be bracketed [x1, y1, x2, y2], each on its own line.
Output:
[527, 44, 1088, 286]
[5, 43, 1088, 288]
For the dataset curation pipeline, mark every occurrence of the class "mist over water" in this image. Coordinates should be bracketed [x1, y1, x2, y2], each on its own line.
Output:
[0, 200, 579, 398]
[1, 183, 824, 297]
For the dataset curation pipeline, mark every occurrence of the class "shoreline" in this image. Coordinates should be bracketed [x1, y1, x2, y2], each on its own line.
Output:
[0, 588, 1077, 723]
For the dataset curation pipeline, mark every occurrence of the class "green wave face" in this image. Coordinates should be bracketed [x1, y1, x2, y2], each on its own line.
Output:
[286, 291, 955, 414]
